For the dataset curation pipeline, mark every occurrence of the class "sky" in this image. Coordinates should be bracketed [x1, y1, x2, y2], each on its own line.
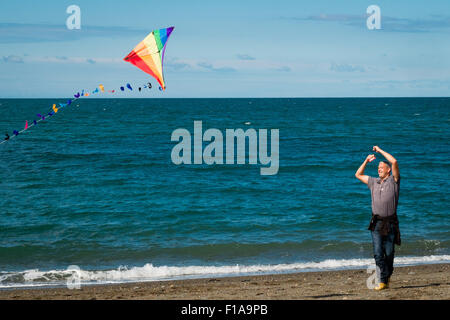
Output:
[0, 0, 449, 98]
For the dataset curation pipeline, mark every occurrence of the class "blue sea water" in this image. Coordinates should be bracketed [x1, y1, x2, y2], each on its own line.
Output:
[0, 98, 449, 287]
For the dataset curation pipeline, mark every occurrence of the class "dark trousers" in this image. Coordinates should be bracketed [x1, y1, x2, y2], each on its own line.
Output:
[371, 220, 395, 284]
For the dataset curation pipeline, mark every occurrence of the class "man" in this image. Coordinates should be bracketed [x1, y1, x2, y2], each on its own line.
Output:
[355, 146, 401, 291]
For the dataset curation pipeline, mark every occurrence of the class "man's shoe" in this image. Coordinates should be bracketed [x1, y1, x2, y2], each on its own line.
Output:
[374, 282, 388, 290]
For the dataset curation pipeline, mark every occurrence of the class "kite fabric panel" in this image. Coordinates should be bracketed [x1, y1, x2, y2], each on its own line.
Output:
[123, 27, 174, 90]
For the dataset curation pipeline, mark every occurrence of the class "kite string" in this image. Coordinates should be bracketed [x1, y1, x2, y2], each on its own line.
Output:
[0, 96, 82, 145]
[0, 80, 154, 145]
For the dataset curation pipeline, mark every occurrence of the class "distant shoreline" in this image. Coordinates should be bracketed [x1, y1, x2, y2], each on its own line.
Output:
[0, 263, 448, 300]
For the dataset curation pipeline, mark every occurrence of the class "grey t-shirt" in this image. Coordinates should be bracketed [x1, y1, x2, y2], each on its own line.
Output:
[368, 175, 400, 217]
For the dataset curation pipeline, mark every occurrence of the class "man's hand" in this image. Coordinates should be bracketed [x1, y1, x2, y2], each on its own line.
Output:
[371, 146, 400, 182]
[366, 154, 376, 162]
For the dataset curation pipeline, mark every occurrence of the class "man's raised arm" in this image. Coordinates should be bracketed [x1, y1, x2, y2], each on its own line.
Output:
[355, 154, 375, 185]
[373, 146, 400, 182]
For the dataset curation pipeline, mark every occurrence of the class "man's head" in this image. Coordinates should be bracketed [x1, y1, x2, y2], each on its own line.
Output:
[378, 161, 391, 179]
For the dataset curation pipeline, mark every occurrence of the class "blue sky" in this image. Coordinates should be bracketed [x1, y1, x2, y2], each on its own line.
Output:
[0, 0, 449, 98]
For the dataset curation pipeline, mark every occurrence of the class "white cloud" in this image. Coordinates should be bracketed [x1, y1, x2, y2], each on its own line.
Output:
[2, 55, 24, 63]
[330, 62, 365, 73]
[236, 54, 256, 61]
[197, 62, 236, 72]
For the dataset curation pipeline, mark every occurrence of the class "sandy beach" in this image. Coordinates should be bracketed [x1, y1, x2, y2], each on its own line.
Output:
[0, 263, 448, 300]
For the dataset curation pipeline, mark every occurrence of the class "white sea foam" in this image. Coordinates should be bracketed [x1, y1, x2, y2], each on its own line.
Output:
[1, 254, 449, 289]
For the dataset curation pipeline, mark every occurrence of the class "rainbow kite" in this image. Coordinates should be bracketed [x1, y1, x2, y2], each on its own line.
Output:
[123, 26, 174, 90]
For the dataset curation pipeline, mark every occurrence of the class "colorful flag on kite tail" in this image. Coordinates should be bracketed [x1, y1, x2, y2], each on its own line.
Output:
[123, 27, 174, 90]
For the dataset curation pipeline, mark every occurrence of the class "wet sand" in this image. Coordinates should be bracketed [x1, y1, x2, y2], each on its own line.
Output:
[0, 263, 448, 300]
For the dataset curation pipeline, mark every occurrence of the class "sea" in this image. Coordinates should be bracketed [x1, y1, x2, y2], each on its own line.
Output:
[0, 97, 449, 288]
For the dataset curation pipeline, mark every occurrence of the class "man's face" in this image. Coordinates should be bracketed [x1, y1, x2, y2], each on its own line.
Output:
[378, 162, 391, 179]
